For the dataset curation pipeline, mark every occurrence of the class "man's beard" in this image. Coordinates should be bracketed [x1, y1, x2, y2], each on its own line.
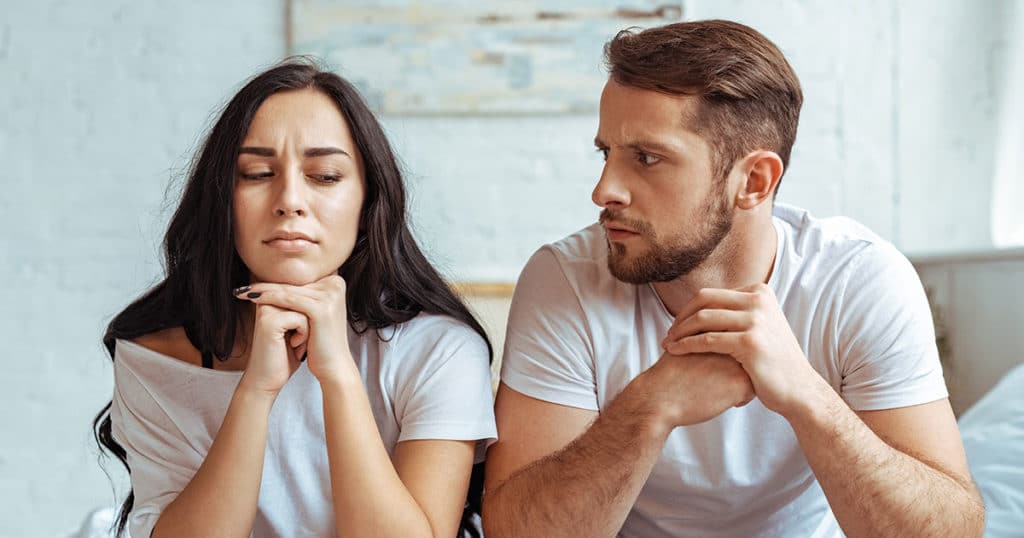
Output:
[601, 184, 734, 284]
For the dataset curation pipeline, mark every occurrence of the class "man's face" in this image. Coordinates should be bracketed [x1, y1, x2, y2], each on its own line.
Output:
[593, 80, 734, 284]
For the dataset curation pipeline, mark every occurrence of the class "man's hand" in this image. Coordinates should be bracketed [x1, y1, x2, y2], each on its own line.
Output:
[634, 350, 755, 432]
[661, 284, 819, 418]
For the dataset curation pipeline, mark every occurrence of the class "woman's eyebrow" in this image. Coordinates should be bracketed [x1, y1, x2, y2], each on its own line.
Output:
[304, 147, 351, 158]
[237, 147, 351, 159]
[239, 146, 275, 156]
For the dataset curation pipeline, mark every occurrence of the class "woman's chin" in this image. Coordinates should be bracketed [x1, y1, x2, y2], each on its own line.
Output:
[251, 266, 335, 286]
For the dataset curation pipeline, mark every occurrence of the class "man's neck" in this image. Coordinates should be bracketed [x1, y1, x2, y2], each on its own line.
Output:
[652, 209, 778, 317]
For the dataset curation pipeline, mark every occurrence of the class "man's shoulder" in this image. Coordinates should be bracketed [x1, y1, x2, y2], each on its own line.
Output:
[543, 222, 608, 266]
[774, 202, 894, 264]
[773, 203, 918, 308]
[527, 222, 623, 293]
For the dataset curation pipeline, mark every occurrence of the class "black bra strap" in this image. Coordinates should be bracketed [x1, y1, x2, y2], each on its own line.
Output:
[201, 351, 214, 369]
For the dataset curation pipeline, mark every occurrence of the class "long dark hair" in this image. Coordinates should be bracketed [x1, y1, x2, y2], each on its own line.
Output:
[93, 58, 492, 537]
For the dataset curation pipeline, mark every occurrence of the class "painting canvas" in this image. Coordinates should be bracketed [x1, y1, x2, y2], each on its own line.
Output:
[289, 0, 684, 115]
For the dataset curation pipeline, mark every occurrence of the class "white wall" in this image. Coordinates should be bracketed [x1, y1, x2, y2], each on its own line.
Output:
[1, 1, 1015, 536]
[0, 2, 283, 536]
[914, 251, 1024, 416]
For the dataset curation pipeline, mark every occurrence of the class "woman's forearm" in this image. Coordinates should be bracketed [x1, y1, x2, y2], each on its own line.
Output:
[151, 381, 275, 538]
[320, 375, 436, 538]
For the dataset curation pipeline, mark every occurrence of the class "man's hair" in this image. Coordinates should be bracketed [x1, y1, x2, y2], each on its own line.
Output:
[605, 20, 803, 191]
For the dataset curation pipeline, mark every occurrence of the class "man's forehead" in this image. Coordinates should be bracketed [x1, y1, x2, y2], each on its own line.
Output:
[598, 81, 702, 144]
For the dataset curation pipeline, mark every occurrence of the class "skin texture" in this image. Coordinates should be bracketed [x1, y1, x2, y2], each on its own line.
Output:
[483, 80, 984, 538]
[136, 88, 474, 538]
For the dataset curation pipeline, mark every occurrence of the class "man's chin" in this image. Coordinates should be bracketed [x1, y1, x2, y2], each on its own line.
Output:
[607, 254, 650, 285]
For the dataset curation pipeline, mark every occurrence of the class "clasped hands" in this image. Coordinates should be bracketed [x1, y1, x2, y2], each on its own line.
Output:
[232, 274, 356, 396]
[645, 283, 817, 429]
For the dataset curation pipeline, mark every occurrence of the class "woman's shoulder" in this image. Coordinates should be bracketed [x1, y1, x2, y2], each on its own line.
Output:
[392, 313, 482, 343]
[127, 326, 205, 367]
[380, 313, 490, 365]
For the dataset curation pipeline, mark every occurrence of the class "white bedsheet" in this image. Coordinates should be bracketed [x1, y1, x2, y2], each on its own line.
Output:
[958, 362, 1024, 537]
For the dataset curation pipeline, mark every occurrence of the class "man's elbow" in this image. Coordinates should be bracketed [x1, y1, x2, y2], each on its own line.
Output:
[957, 480, 986, 538]
[481, 488, 511, 538]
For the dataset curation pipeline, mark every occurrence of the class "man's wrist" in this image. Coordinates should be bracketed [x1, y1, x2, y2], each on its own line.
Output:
[782, 373, 842, 432]
[616, 372, 676, 443]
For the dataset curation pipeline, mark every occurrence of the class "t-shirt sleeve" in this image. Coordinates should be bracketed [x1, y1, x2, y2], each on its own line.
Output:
[836, 242, 949, 411]
[393, 319, 498, 459]
[499, 247, 599, 411]
[109, 354, 205, 538]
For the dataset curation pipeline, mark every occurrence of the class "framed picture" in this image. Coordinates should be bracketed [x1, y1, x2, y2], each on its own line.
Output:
[288, 0, 683, 115]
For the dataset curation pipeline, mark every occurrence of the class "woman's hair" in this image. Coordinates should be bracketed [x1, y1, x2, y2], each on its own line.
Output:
[94, 58, 492, 537]
[605, 20, 803, 191]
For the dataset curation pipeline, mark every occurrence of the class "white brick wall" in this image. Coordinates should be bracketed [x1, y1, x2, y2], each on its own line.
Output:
[0, 1, 1014, 536]
[0, 2, 282, 536]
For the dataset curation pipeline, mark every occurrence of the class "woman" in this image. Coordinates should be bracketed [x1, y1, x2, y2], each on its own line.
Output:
[92, 59, 496, 537]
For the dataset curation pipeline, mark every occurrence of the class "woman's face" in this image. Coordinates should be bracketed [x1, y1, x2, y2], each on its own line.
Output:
[233, 88, 366, 285]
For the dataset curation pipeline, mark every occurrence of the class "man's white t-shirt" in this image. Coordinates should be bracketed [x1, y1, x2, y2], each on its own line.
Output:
[111, 313, 497, 538]
[501, 203, 948, 538]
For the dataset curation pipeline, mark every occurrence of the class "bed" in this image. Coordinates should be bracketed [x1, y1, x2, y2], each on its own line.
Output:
[957, 362, 1024, 536]
[64, 363, 1024, 537]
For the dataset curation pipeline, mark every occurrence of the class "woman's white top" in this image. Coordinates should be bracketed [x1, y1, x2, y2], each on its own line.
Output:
[109, 314, 497, 537]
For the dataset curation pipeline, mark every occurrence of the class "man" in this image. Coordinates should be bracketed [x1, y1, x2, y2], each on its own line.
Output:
[482, 20, 984, 538]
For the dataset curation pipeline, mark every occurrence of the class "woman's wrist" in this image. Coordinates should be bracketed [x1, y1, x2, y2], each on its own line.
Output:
[235, 373, 284, 406]
[313, 356, 363, 391]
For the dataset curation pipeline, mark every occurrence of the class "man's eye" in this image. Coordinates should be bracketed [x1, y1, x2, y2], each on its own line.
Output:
[637, 152, 660, 166]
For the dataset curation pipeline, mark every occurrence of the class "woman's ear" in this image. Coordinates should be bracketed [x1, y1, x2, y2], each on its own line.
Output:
[735, 151, 784, 210]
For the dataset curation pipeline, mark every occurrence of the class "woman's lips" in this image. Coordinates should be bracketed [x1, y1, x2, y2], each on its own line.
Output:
[265, 238, 315, 252]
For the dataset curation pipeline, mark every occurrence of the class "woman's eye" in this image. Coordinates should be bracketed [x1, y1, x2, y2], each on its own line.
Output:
[311, 174, 341, 183]
[596, 148, 609, 161]
[240, 172, 273, 180]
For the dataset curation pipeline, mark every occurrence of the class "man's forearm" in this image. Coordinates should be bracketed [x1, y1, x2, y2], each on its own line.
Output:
[483, 385, 669, 538]
[789, 379, 984, 538]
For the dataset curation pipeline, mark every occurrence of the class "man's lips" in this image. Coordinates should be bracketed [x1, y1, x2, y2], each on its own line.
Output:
[604, 224, 640, 241]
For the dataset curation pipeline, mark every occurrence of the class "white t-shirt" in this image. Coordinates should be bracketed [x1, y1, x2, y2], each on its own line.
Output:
[501, 203, 948, 538]
[110, 313, 497, 538]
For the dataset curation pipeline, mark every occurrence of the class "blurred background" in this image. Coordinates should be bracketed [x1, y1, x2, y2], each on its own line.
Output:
[1, 1, 1022, 536]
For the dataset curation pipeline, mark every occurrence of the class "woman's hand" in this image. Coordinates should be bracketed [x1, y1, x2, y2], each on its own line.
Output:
[235, 274, 357, 385]
[235, 300, 309, 397]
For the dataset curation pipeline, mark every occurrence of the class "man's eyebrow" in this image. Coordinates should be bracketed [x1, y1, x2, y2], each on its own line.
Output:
[238, 147, 275, 156]
[594, 137, 681, 154]
[304, 147, 351, 158]
[624, 139, 679, 155]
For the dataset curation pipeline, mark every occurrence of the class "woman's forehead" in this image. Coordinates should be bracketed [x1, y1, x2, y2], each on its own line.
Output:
[243, 88, 354, 148]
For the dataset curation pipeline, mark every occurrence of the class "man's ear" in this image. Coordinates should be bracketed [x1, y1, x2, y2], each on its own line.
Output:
[735, 151, 784, 210]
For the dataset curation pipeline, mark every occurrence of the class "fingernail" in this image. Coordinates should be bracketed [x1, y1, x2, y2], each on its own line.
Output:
[246, 292, 262, 299]
[232, 285, 251, 295]
[300, 352, 307, 362]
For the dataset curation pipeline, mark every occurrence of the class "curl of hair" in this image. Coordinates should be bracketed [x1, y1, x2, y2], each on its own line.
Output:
[93, 58, 491, 537]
